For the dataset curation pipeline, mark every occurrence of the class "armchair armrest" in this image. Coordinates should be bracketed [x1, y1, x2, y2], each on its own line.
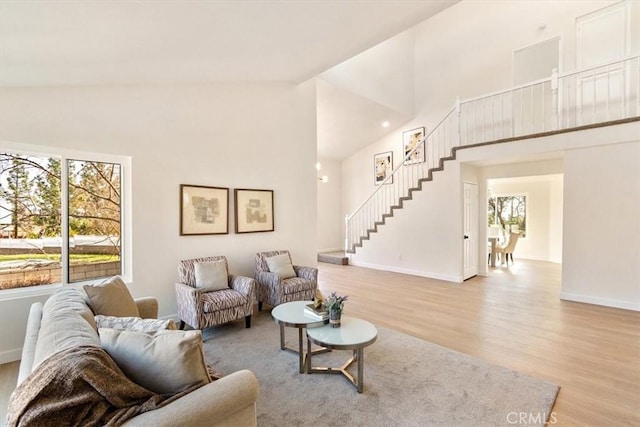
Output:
[229, 275, 256, 297]
[255, 271, 283, 305]
[175, 282, 203, 329]
[135, 297, 158, 319]
[122, 370, 259, 427]
[293, 265, 318, 281]
[256, 270, 281, 284]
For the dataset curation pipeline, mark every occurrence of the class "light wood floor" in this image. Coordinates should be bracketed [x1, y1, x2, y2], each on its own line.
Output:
[0, 260, 638, 425]
[316, 260, 640, 426]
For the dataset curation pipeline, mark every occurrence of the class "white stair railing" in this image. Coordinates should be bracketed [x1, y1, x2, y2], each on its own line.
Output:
[345, 55, 640, 254]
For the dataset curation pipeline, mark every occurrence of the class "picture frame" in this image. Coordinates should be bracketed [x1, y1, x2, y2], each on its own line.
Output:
[234, 188, 274, 233]
[402, 126, 426, 165]
[374, 151, 393, 186]
[180, 184, 229, 235]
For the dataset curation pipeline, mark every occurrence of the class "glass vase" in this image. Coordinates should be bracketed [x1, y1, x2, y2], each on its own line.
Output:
[329, 309, 341, 328]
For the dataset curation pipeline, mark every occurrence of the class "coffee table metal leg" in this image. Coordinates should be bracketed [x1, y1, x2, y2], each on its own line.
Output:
[298, 327, 305, 373]
[279, 324, 285, 350]
[306, 337, 312, 373]
[357, 348, 364, 393]
[278, 324, 330, 374]
[307, 346, 366, 393]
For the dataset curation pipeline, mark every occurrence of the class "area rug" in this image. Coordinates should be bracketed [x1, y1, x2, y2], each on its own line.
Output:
[202, 311, 559, 426]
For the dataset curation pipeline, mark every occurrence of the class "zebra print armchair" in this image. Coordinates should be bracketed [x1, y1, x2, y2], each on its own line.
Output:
[175, 256, 255, 330]
[255, 250, 317, 311]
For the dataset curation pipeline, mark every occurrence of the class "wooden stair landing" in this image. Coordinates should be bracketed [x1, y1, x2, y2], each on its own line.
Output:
[318, 251, 349, 265]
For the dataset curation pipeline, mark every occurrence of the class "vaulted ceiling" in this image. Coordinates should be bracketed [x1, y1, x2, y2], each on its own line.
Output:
[0, 0, 459, 158]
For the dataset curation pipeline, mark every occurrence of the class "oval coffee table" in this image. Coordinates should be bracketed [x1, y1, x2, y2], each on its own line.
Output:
[306, 316, 377, 393]
[271, 301, 330, 373]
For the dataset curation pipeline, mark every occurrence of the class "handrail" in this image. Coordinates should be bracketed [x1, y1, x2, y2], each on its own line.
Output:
[460, 55, 640, 105]
[558, 54, 640, 78]
[345, 105, 456, 220]
[345, 54, 640, 253]
[461, 76, 553, 105]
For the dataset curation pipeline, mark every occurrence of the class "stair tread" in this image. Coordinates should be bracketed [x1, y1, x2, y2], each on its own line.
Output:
[348, 141, 458, 254]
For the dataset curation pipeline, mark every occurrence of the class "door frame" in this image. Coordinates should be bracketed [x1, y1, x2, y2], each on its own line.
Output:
[463, 182, 479, 280]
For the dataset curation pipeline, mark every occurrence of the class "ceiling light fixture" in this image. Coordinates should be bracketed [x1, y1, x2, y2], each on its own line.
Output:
[315, 162, 321, 171]
[382, 121, 390, 128]
[319, 175, 329, 183]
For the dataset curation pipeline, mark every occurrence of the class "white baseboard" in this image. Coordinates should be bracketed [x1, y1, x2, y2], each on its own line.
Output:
[0, 348, 22, 364]
[349, 260, 463, 283]
[560, 292, 640, 312]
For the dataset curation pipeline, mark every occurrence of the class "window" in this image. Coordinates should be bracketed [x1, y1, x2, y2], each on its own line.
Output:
[0, 149, 127, 291]
[488, 194, 527, 238]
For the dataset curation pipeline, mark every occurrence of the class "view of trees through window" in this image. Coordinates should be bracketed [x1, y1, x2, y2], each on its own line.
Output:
[488, 195, 527, 238]
[0, 153, 121, 290]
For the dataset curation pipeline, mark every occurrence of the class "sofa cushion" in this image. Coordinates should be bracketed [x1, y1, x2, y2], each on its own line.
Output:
[265, 253, 296, 279]
[194, 261, 228, 292]
[84, 276, 140, 317]
[95, 315, 177, 332]
[99, 328, 211, 394]
[33, 288, 101, 370]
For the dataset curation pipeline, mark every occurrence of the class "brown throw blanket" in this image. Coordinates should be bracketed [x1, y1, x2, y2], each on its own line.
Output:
[7, 345, 192, 427]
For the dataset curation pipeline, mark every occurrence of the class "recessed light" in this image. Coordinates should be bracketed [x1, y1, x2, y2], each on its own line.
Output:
[382, 121, 390, 128]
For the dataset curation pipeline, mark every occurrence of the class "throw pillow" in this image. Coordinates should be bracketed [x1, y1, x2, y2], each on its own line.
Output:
[194, 261, 228, 292]
[95, 315, 177, 332]
[265, 253, 297, 279]
[84, 276, 139, 317]
[99, 328, 211, 394]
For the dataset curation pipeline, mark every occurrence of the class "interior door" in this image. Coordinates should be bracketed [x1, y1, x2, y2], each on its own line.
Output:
[512, 37, 560, 135]
[463, 182, 478, 280]
[576, 2, 629, 124]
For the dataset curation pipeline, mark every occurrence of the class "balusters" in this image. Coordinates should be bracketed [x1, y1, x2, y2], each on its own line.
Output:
[592, 68, 597, 125]
[606, 64, 610, 122]
[346, 55, 639, 254]
[637, 57, 639, 117]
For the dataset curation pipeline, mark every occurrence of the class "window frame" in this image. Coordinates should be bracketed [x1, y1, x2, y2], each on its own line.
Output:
[488, 191, 529, 240]
[0, 142, 132, 299]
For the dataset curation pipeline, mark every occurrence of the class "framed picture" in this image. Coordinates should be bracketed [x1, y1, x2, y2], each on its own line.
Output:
[402, 126, 426, 165]
[374, 151, 393, 185]
[180, 184, 229, 235]
[234, 189, 274, 233]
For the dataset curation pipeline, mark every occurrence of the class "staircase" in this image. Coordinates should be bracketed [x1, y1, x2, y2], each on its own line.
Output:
[345, 55, 640, 254]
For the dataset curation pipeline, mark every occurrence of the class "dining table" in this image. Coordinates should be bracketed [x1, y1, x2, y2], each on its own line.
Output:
[488, 237, 499, 267]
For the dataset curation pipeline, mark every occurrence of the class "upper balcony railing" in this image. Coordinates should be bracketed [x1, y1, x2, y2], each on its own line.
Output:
[346, 55, 640, 253]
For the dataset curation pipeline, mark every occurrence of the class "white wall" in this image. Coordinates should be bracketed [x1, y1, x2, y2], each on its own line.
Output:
[350, 162, 463, 282]
[413, 0, 632, 124]
[317, 158, 343, 252]
[341, 0, 638, 286]
[548, 175, 564, 263]
[346, 117, 639, 287]
[562, 141, 640, 311]
[327, 0, 640, 266]
[0, 81, 318, 362]
[320, 29, 415, 116]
